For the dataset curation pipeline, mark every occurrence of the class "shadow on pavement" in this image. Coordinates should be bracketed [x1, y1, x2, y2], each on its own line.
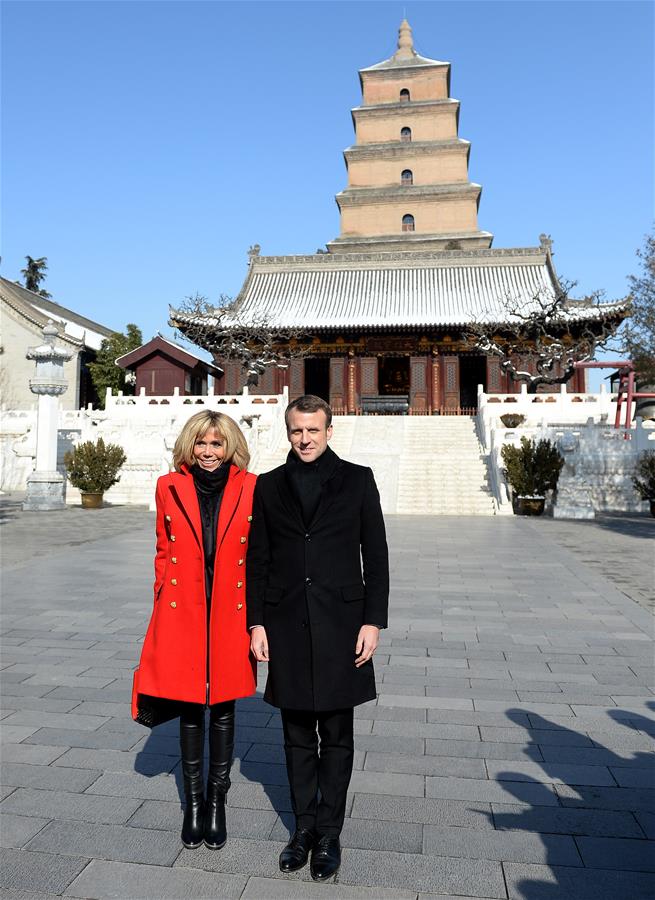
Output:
[487, 705, 655, 899]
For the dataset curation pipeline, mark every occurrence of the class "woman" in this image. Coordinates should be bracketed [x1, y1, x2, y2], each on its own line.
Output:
[132, 410, 257, 850]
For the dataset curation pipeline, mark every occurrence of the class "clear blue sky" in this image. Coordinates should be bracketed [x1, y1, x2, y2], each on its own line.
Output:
[3, 1, 653, 374]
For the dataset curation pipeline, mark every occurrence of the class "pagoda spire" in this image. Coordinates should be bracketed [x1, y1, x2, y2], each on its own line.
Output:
[393, 18, 416, 61]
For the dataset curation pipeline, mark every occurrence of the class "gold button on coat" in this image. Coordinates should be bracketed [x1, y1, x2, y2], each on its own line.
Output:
[165, 515, 171, 522]
[171, 578, 177, 586]
[238, 559, 244, 566]
[237, 581, 243, 588]
[170, 535, 176, 542]
[171, 557, 177, 564]
[247, 515, 253, 522]
[240, 537, 246, 544]
[237, 603, 243, 610]
[170, 601, 177, 608]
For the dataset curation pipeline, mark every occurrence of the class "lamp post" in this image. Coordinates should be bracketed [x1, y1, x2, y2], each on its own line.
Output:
[23, 321, 73, 511]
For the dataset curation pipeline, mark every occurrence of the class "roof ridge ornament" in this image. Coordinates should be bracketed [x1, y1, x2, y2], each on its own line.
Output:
[393, 18, 416, 61]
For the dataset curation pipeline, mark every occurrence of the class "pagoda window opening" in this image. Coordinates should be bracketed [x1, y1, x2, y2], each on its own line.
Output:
[400, 126, 412, 142]
[400, 88, 410, 103]
[401, 169, 413, 185]
[402, 214, 415, 232]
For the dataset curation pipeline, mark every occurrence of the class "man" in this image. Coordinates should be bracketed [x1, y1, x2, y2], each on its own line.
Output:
[247, 395, 389, 881]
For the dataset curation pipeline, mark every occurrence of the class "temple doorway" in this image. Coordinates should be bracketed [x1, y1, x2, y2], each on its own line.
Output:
[304, 357, 330, 402]
[379, 357, 410, 395]
[459, 355, 486, 411]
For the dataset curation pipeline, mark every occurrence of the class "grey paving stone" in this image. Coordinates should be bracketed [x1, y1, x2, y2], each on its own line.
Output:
[0, 848, 88, 894]
[0, 726, 40, 743]
[427, 709, 532, 728]
[379, 694, 474, 710]
[0, 762, 101, 792]
[485, 759, 616, 786]
[503, 861, 655, 900]
[423, 823, 581, 866]
[0, 813, 50, 848]
[609, 766, 655, 788]
[228, 782, 293, 813]
[426, 775, 559, 805]
[493, 801, 645, 837]
[355, 705, 426, 722]
[52, 746, 178, 775]
[26, 818, 181, 865]
[64, 859, 247, 898]
[23, 726, 140, 750]
[555, 784, 655, 812]
[349, 770, 424, 797]
[350, 794, 496, 829]
[425, 738, 542, 761]
[0, 744, 67, 765]
[575, 835, 655, 872]
[1, 787, 142, 824]
[365, 751, 487, 779]
[1, 710, 109, 731]
[337, 846, 506, 897]
[241, 876, 416, 898]
[373, 720, 480, 741]
[85, 770, 180, 801]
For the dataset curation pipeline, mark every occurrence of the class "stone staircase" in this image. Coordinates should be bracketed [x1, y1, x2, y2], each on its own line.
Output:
[252, 415, 496, 515]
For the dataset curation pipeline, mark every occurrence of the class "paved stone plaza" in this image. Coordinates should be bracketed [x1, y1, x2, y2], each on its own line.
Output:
[1, 495, 654, 899]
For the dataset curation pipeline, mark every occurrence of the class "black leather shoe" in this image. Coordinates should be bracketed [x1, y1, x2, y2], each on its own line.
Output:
[310, 835, 341, 881]
[279, 827, 316, 872]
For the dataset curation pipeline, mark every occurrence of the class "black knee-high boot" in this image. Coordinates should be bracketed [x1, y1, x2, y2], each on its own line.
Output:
[179, 706, 205, 849]
[205, 701, 234, 849]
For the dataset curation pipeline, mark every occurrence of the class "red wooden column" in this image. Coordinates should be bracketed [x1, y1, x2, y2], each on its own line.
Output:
[329, 358, 347, 413]
[409, 357, 428, 414]
[443, 356, 460, 410]
[288, 359, 304, 401]
[431, 352, 441, 413]
[347, 355, 358, 414]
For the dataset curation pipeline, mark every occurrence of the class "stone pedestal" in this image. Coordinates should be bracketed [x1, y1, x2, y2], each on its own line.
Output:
[23, 471, 66, 511]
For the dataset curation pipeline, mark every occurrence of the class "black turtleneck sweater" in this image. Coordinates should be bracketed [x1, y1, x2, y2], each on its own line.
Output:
[284, 445, 338, 527]
[191, 463, 230, 611]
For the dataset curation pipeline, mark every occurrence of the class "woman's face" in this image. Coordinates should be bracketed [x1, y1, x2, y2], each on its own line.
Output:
[192, 427, 226, 471]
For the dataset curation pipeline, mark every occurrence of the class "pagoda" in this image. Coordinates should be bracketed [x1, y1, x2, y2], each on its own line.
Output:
[172, 21, 626, 414]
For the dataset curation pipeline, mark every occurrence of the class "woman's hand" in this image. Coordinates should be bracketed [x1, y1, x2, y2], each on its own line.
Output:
[250, 626, 269, 662]
[355, 625, 379, 667]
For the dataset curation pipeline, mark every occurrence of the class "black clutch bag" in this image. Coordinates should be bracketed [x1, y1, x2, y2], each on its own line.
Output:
[134, 693, 182, 729]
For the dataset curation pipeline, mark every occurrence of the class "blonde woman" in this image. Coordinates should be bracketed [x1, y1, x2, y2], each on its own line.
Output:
[132, 411, 257, 849]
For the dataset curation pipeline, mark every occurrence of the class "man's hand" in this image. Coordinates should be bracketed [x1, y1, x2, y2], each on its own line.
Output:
[250, 626, 269, 662]
[355, 625, 379, 667]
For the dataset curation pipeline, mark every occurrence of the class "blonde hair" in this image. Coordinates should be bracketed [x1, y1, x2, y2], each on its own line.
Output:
[172, 411, 250, 472]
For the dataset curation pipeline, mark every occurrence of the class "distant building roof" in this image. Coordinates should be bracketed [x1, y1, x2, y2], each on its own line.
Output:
[171, 247, 627, 333]
[115, 335, 222, 375]
[0, 276, 114, 350]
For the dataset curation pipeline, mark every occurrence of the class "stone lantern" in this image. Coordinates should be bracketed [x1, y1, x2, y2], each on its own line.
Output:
[23, 321, 73, 511]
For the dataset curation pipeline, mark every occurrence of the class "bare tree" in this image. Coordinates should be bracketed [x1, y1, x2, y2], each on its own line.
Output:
[466, 280, 628, 393]
[170, 294, 311, 387]
[623, 231, 655, 385]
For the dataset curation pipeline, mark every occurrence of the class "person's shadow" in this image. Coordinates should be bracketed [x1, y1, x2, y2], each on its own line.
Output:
[484, 706, 655, 899]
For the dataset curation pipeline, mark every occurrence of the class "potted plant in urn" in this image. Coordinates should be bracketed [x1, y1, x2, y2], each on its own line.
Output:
[64, 438, 127, 508]
[632, 451, 655, 517]
[501, 437, 564, 516]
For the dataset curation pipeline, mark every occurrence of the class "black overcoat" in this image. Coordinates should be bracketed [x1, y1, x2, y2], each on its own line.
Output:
[246, 451, 389, 711]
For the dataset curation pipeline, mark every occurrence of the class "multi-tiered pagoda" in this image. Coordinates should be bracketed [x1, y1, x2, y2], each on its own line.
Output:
[173, 21, 625, 414]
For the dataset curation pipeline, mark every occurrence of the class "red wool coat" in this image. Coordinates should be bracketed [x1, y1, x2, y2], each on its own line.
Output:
[132, 463, 257, 717]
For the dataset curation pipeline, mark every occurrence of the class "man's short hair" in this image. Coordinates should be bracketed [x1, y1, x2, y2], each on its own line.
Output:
[285, 394, 333, 429]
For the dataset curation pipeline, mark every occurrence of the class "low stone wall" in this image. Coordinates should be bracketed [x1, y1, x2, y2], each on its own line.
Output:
[476, 386, 654, 517]
[1, 388, 288, 508]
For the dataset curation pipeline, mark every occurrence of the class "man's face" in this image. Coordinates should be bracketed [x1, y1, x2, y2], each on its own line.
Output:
[287, 409, 333, 464]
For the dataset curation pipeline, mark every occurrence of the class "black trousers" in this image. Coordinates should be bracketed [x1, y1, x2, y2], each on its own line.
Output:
[281, 707, 354, 837]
